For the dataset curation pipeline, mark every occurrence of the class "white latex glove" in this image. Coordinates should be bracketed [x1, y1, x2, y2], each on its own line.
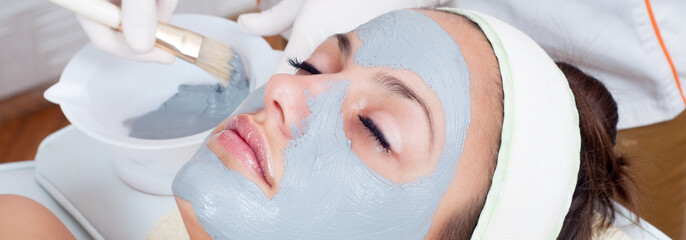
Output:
[238, 0, 450, 73]
[76, 0, 179, 64]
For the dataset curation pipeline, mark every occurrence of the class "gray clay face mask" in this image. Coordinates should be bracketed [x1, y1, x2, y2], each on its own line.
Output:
[173, 10, 471, 239]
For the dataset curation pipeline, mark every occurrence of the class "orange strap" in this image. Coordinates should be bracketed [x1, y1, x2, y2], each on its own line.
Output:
[645, 0, 686, 106]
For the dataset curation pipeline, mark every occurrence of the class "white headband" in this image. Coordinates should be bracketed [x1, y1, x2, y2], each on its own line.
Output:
[437, 8, 582, 239]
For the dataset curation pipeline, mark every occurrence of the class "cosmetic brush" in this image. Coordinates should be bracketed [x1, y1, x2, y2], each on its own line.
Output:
[49, 0, 241, 87]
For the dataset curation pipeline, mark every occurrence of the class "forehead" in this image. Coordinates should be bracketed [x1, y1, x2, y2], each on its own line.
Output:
[351, 10, 470, 100]
[353, 10, 456, 89]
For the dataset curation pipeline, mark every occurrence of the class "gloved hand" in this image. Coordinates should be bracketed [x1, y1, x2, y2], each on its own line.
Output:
[237, 0, 450, 73]
[76, 0, 179, 64]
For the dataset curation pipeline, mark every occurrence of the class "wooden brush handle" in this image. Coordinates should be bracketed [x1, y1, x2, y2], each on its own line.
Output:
[50, 0, 122, 28]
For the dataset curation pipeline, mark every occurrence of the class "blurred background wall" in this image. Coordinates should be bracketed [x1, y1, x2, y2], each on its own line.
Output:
[0, 0, 256, 101]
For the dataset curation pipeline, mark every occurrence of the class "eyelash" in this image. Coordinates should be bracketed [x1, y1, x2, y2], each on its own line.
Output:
[358, 114, 391, 152]
[287, 58, 321, 74]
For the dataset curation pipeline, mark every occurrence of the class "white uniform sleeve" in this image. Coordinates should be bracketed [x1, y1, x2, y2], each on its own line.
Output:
[448, 0, 686, 129]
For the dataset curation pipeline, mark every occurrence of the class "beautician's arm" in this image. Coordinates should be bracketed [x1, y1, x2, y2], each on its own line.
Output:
[237, 0, 451, 73]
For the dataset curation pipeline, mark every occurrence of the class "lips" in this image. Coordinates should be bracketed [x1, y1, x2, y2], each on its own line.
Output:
[215, 115, 273, 188]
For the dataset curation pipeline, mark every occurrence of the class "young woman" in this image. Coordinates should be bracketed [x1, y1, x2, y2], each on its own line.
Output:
[0, 8, 636, 239]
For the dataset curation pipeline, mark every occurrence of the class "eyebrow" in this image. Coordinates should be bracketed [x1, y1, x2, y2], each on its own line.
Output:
[374, 73, 435, 143]
[335, 33, 351, 57]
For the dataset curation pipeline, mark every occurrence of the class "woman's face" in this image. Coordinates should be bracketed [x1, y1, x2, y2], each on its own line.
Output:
[173, 9, 499, 239]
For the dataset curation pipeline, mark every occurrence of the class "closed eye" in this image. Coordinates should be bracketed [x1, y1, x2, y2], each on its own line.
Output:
[358, 114, 391, 153]
[287, 58, 321, 74]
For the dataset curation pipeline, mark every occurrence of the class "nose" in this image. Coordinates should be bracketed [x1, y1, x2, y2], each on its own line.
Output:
[263, 74, 322, 137]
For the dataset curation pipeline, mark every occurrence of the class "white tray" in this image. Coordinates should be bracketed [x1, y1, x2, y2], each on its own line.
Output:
[35, 126, 176, 240]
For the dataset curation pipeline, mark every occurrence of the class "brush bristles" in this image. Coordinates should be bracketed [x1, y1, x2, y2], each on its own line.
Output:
[196, 38, 236, 86]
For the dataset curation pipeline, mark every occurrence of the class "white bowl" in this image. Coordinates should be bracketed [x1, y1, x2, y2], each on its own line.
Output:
[44, 14, 281, 195]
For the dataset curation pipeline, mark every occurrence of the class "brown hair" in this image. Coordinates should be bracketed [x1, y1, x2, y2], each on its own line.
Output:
[555, 62, 637, 239]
